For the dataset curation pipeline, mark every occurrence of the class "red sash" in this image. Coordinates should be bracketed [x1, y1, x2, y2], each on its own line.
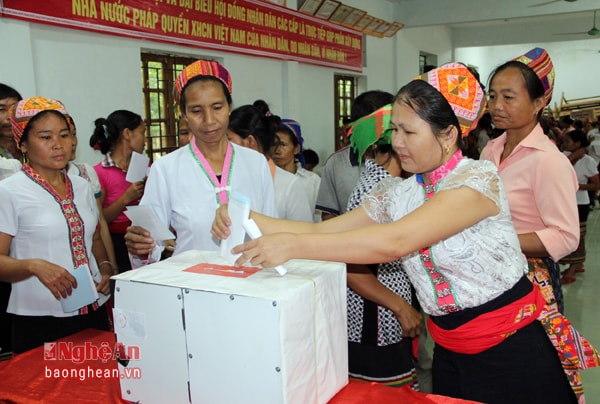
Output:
[427, 285, 545, 354]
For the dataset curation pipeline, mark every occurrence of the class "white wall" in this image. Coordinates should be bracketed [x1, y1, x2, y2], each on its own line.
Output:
[0, 3, 452, 165]
[2, 3, 598, 164]
[395, 25, 454, 88]
[455, 40, 600, 113]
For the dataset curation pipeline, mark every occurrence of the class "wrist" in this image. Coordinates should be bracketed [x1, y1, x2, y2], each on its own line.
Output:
[391, 297, 409, 316]
[98, 260, 117, 275]
[26, 259, 40, 278]
[118, 197, 129, 207]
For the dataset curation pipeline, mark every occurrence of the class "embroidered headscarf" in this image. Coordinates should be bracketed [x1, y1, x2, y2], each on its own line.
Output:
[10, 96, 68, 146]
[512, 47, 555, 107]
[413, 63, 486, 138]
[348, 104, 392, 162]
[280, 119, 302, 149]
[175, 59, 233, 108]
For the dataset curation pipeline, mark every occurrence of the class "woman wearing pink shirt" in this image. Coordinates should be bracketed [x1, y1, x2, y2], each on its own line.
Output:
[480, 48, 578, 313]
[90, 110, 147, 273]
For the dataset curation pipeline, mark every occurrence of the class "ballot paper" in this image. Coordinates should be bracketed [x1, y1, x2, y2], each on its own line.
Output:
[124, 205, 175, 241]
[60, 264, 99, 313]
[219, 191, 250, 264]
[125, 151, 150, 183]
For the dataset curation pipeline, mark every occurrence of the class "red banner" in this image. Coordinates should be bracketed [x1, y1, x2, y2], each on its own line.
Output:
[0, 0, 362, 72]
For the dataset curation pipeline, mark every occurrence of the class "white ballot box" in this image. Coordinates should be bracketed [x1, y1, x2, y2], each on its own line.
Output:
[112, 250, 347, 404]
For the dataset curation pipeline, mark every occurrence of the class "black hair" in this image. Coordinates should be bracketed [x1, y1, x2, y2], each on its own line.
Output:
[394, 80, 464, 151]
[0, 83, 22, 101]
[228, 104, 279, 153]
[66, 115, 76, 133]
[19, 110, 68, 146]
[560, 116, 574, 126]
[350, 90, 394, 122]
[180, 76, 232, 113]
[566, 129, 590, 148]
[488, 61, 545, 117]
[303, 149, 319, 166]
[252, 99, 271, 117]
[375, 143, 394, 155]
[574, 119, 584, 131]
[478, 112, 493, 131]
[89, 110, 143, 155]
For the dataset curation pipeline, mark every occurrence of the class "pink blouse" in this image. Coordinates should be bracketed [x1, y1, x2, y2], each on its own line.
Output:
[480, 124, 579, 262]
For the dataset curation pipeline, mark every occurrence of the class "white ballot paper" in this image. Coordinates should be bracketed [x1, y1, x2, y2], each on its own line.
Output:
[125, 151, 150, 183]
[219, 191, 251, 264]
[60, 264, 99, 313]
[124, 205, 175, 241]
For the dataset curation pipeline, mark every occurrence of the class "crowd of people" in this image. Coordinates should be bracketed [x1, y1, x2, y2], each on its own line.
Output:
[1, 49, 599, 402]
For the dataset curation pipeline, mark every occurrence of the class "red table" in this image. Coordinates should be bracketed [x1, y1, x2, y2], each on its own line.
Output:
[0, 329, 477, 403]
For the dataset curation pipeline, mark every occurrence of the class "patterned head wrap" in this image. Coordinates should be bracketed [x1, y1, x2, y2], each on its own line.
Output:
[513, 47, 555, 106]
[280, 119, 302, 147]
[10, 96, 68, 146]
[175, 60, 233, 107]
[348, 104, 392, 162]
[413, 63, 486, 138]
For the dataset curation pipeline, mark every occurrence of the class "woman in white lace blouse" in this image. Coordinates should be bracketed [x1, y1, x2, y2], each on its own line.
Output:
[213, 63, 596, 403]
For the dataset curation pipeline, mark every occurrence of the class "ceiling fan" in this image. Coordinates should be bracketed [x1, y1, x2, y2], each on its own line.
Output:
[554, 10, 600, 36]
[529, 0, 577, 7]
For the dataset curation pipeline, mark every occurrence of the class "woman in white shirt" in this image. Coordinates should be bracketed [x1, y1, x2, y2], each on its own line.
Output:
[0, 97, 111, 353]
[125, 60, 277, 263]
[227, 104, 313, 222]
[271, 119, 321, 222]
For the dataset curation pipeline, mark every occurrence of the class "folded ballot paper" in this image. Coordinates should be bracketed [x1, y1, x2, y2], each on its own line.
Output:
[60, 264, 98, 313]
[125, 151, 150, 183]
[124, 205, 175, 241]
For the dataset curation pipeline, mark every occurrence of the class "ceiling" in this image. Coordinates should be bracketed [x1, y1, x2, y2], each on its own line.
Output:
[386, 0, 600, 44]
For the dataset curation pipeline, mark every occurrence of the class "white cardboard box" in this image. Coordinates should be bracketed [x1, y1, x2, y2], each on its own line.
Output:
[112, 250, 347, 404]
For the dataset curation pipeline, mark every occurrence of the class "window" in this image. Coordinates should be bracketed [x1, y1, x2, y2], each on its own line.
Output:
[333, 75, 356, 150]
[419, 54, 427, 74]
[141, 53, 196, 162]
[419, 51, 438, 74]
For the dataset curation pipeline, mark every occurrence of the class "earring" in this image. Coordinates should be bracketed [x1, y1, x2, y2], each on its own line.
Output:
[445, 145, 451, 155]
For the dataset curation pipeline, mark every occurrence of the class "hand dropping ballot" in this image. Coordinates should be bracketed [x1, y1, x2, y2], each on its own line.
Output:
[219, 191, 287, 276]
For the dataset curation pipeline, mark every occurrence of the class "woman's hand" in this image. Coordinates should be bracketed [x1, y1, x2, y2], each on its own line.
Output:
[232, 233, 296, 268]
[124, 225, 155, 257]
[96, 273, 111, 295]
[393, 302, 423, 338]
[29, 259, 77, 300]
[211, 204, 231, 240]
[122, 180, 145, 204]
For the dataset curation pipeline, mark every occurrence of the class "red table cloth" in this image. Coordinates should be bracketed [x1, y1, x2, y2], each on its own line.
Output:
[0, 329, 478, 403]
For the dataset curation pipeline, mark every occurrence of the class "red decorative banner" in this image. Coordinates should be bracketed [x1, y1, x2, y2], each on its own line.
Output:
[0, 0, 362, 71]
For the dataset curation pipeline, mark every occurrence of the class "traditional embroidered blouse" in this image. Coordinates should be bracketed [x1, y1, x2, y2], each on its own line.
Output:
[0, 171, 108, 317]
[362, 155, 528, 317]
